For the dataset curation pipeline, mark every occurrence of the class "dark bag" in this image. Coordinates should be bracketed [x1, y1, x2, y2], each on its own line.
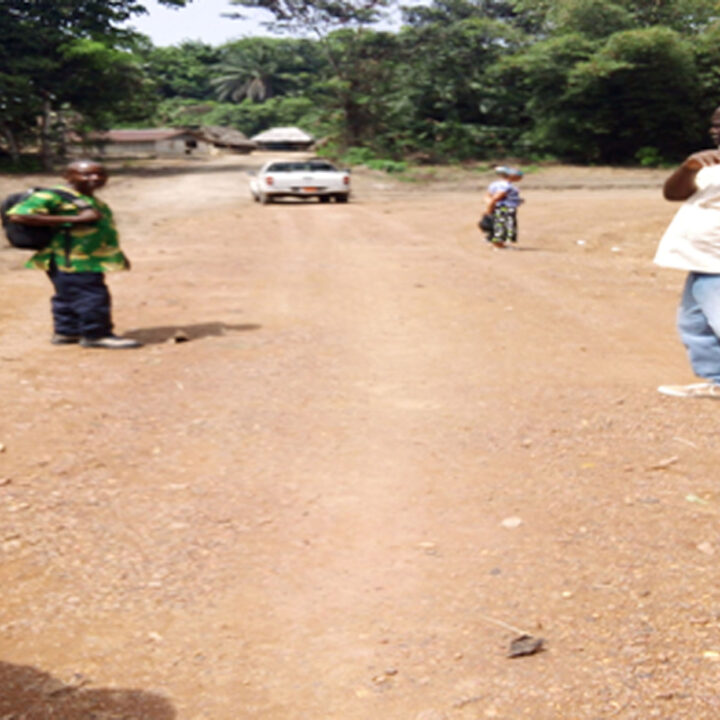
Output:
[1, 188, 81, 250]
[478, 213, 494, 233]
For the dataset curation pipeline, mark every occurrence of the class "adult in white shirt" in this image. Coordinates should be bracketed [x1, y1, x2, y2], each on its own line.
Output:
[656, 105, 720, 398]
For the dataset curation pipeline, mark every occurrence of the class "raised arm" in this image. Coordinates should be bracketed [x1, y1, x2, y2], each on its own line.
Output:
[664, 149, 720, 201]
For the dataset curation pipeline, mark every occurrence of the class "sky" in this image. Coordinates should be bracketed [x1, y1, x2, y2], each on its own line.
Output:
[125, 0, 273, 47]
[125, 0, 406, 47]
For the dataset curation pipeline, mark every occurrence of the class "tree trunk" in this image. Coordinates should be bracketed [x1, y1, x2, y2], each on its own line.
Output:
[40, 97, 54, 171]
[0, 125, 20, 163]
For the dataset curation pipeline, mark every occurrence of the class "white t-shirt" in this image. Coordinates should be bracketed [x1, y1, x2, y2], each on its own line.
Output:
[654, 164, 720, 273]
[488, 179, 522, 208]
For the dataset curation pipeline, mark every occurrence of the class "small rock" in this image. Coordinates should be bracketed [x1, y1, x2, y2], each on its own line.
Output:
[697, 541, 715, 555]
[648, 455, 679, 471]
[416, 711, 446, 720]
[7, 503, 30, 512]
[508, 634, 545, 658]
[500, 516, 523, 529]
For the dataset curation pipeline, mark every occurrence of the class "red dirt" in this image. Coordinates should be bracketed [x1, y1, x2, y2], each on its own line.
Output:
[2, 155, 720, 719]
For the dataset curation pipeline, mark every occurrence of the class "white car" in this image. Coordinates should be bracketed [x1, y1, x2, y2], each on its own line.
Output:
[249, 159, 351, 204]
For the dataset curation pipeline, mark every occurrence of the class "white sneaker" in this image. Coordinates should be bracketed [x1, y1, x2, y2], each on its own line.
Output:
[80, 335, 142, 349]
[657, 382, 720, 398]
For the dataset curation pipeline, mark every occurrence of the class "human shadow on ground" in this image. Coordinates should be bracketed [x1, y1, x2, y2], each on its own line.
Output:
[480, 242, 545, 252]
[0, 660, 176, 720]
[124, 321, 261, 345]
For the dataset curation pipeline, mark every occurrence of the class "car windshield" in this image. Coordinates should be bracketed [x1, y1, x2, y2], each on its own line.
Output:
[265, 162, 337, 172]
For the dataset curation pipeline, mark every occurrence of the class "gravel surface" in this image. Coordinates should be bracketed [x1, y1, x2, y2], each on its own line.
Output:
[2, 155, 719, 719]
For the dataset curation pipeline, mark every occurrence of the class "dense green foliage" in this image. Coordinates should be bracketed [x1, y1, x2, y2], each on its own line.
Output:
[0, 0, 191, 166]
[3, 0, 720, 166]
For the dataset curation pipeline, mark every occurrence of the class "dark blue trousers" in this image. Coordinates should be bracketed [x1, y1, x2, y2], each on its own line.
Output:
[47, 263, 113, 339]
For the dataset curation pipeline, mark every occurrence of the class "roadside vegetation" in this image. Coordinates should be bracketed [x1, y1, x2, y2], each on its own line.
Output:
[3, 0, 720, 170]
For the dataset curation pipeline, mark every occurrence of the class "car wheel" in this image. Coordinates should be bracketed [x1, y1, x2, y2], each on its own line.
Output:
[319, 196, 331, 203]
[260, 193, 273, 205]
[335, 194, 349, 203]
[251, 192, 259, 203]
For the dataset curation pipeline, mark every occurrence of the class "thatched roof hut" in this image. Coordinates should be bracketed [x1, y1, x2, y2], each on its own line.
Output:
[198, 126, 257, 154]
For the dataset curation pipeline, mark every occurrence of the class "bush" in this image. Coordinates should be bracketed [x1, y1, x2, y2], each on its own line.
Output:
[365, 158, 407, 173]
[635, 146, 664, 167]
[0, 154, 45, 173]
[341, 146, 376, 166]
[339, 146, 407, 173]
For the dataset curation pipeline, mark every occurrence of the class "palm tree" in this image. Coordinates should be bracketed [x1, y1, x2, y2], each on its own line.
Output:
[211, 38, 298, 102]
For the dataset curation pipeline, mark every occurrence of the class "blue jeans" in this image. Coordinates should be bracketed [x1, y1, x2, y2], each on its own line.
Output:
[678, 272, 720, 384]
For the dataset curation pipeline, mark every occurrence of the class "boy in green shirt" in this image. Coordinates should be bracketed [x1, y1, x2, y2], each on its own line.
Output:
[7, 160, 141, 349]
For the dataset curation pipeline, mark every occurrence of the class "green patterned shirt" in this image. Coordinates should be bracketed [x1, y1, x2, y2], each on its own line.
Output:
[7, 185, 129, 273]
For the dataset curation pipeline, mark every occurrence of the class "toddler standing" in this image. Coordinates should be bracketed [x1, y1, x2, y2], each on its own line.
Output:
[483, 166, 524, 248]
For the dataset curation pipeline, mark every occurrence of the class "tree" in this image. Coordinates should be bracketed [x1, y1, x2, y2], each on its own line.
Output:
[227, 0, 397, 148]
[563, 27, 699, 162]
[488, 32, 595, 159]
[0, 0, 193, 165]
[510, 0, 720, 36]
[692, 22, 720, 137]
[228, 0, 391, 37]
[143, 41, 221, 100]
[392, 6, 526, 159]
[313, 28, 400, 148]
[211, 37, 320, 102]
[402, 0, 520, 27]
[498, 26, 698, 163]
[623, 0, 719, 33]
[61, 39, 159, 129]
[547, 0, 632, 39]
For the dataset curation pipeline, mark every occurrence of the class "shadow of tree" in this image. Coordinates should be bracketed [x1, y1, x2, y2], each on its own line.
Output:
[123, 321, 261, 345]
[0, 661, 175, 720]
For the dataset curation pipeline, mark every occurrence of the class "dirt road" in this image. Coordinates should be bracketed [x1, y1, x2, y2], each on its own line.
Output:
[2, 155, 720, 719]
